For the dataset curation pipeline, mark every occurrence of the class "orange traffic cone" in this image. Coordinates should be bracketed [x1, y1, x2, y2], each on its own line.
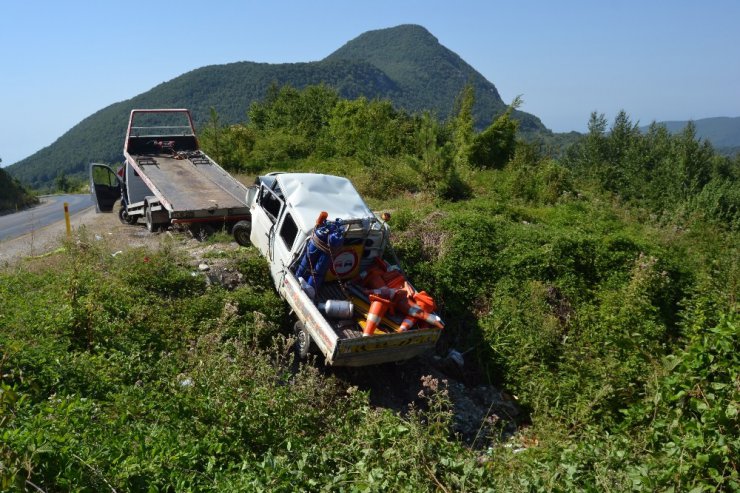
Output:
[413, 291, 436, 313]
[399, 315, 415, 332]
[364, 294, 391, 336]
[402, 281, 417, 297]
[396, 296, 444, 329]
[380, 270, 401, 288]
[363, 271, 386, 289]
[365, 287, 398, 300]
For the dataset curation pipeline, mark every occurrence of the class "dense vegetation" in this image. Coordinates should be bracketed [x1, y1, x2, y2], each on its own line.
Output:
[1, 84, 738, 491]
[6, 24, 545, 191]
[0, 161, 38, 213]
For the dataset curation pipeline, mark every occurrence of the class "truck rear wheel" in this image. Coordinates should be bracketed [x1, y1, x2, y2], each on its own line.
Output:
[145, 206, 160, 232]
[232, 220, 252, 247]
[294, 321, 312, 360]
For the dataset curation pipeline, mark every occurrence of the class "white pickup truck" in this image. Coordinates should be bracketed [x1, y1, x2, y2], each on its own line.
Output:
[234, 173, 443, 367]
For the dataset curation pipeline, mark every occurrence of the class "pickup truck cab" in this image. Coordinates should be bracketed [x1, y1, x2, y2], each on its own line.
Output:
[239, 172, 443, 367]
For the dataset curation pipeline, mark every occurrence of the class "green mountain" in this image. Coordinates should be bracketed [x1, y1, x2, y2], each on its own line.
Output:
[641, 116, 740, 154]
[8, 24, 546, 190]
[325, 25, 544, 133]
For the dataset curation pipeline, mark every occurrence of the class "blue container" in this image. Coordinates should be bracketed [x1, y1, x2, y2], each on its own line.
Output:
[295, 218, 345, 292]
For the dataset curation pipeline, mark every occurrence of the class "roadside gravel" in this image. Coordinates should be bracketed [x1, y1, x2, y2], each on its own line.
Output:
[0, 205, 161, 267]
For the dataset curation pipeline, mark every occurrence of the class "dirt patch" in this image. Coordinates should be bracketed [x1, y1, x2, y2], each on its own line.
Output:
[185, 241, 245, 290]
[328, 356, 521, 448]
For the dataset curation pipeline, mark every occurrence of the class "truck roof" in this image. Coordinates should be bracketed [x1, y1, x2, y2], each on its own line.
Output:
[274, 173, 374, 234]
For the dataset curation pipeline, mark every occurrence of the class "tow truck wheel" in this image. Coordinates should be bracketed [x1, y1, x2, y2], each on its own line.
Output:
[232, 220, 251, 247]
[119, 207, 137, 225]
[294, 321, 312, 360]
[145, 206, 158, 233]
[190, 224, 215, 241]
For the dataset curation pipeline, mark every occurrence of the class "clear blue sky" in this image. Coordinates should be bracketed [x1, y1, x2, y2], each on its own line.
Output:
[1, 0, 738, 166]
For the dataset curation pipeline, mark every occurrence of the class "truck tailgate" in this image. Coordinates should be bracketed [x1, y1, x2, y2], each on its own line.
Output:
[330, 328, 442, 367]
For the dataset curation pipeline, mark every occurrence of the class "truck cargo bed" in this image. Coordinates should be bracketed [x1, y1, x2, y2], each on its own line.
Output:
[133, 153, 245, 212]
[317, 282, 364, 339]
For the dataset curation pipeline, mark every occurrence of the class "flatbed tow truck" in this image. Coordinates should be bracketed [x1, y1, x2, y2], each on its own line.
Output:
[90, 109, 250, 235]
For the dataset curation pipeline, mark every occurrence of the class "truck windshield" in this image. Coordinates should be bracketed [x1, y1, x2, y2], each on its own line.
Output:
[130, 112, 194, 138]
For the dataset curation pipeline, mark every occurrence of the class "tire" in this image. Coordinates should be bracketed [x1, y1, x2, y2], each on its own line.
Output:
[119, 206, 137, 225]
[294, 321, 312, 360]
[145, 206, 158, 233]
[232, 220, 252, 247]
[191, 223, 215, 241]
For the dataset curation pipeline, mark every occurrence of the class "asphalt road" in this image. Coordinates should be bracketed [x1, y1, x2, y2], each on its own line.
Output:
[0, 194, 94, 242]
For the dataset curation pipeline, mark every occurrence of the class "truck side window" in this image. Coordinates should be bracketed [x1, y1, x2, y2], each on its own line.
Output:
[279, 213, 298, 250]
[259, 186, 283, 222]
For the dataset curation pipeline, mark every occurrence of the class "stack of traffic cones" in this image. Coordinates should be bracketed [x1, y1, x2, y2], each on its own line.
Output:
[359, 258, 444, 335]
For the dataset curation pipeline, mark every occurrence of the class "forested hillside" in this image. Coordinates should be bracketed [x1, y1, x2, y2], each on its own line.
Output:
[641, 116, 740, 155]
[0, 163, 37, 213]
[2, 84, 737, 491]
[7, 24, 546, 190]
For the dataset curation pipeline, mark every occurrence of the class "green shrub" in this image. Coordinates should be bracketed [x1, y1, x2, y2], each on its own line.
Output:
[626, 314, 739, 490]
[119, 244, 206, 299]
[250, 130, 311, 165]
[511, 159, 574, 205]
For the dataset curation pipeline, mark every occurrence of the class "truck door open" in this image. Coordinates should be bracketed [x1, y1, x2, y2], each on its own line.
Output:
[89, 163, 121, 212]
[250, 184, 283, 259]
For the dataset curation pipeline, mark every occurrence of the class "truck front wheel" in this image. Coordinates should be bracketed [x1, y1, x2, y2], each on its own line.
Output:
[294, 321, 312, 360]
[190, 223, 215, 241]
[119, 206, 137, 225]
[232, 220, 252, 247]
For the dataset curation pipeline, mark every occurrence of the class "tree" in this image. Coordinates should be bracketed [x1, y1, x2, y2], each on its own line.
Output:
[207, 107, 222, 164]
[451, 83, 475, 167]
[469, 95, 522, 169]
[415, 112, 470, 200]
[327, 97, 412, 161]
[55, 172, 71, 193]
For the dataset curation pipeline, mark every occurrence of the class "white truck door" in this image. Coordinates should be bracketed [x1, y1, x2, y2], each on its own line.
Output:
[250, 184, 283, 259]
[89, 163, 121, 212]
[271, 210, 300, 289]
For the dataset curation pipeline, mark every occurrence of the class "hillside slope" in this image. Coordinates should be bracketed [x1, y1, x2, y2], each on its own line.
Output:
[641, 116, 740, 153]
[0, 167, 38, 213]
[8, 24, 546, 189]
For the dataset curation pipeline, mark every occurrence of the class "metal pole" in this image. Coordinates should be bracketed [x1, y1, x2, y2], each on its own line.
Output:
[64, 202, 71, 237]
